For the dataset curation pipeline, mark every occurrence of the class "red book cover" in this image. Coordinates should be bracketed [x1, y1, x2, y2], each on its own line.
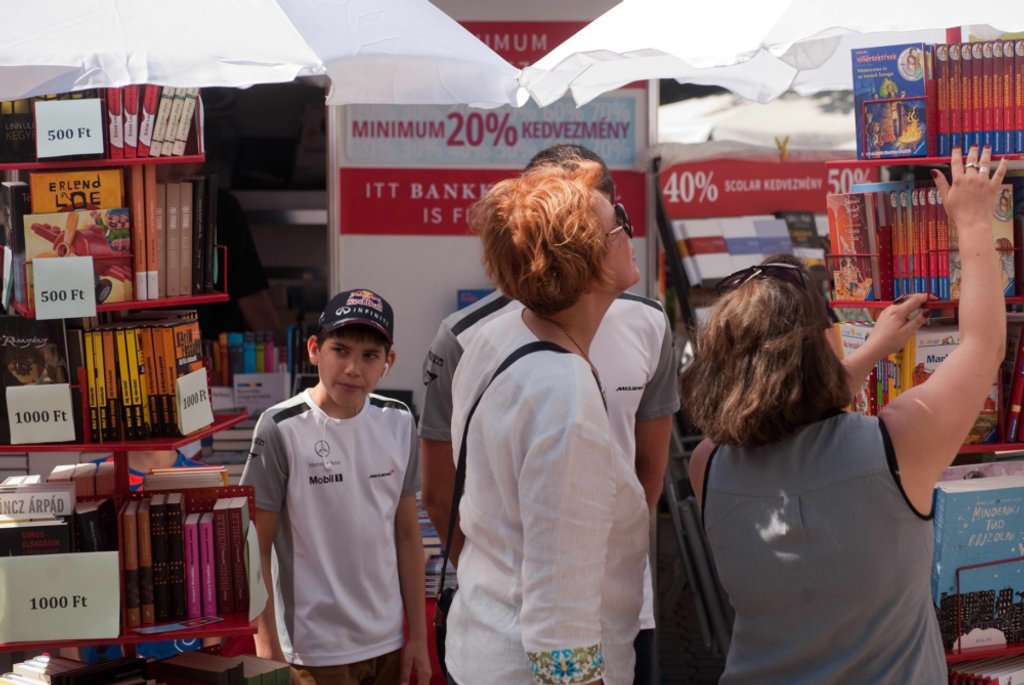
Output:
[888, 190, 901, 297]
[949, 43, 963, 150]
[927, 187, 939, 297]
[935, 44, 949, 155]
[937, 191, 951, 300]
[827, 192, 878, 300]
[137, 85, 161, 157]
[227, 497, 249, 613]
[994, 41, 1005, 152]
[872, 190, 895, 300]
[212, 499, 234, 613]
[105, 88, 123, 159]
[1004, 40, 1016, 154]
[1016, 41, 1024, 153]
[913, 187, 925, 293]
[972, 42, 984, 149]
[983, 41, 995, 148]
[184, 512, 201, 620]
[961, 42, 974, 147]
[122, 85, 139, 158]
[199, 512, 218, 617]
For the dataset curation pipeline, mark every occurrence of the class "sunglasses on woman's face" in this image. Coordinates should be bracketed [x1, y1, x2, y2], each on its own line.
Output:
[715, 262, 806, 295]
[607, 203, 633, 239]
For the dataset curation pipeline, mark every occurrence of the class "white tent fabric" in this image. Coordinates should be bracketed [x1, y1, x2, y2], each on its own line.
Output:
[659, 92, 857, 151]
[521, 0, 1024, 105]
[0, 0, 522, 107]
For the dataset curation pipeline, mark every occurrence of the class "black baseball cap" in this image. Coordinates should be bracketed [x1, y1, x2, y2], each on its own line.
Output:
[318, 289, 394, 344]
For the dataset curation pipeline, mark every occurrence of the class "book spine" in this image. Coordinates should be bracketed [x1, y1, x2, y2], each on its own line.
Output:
[936, 45, 949, 157]
[961, 42, 974, 149]
[152, 323, 172, 437]
[1005, 41, 1016, 153]
[213, 505, 234, 613]
[199, 515, 218, 616]
[122, 85, 139, 158]
[927, 188, 939, 297]
[139, 326, 165, 437]
[983, 42, 995, 150]
[137, 85, 161, 157]
[88, 330, 108, 442]
[994, 41, 1005, 155]
[184, 517, 201, 619]
[191, 177, 207, 295]
[156, 182, 167, 299]
[972, 43, 984, 150]
[172, 88, 199, 156]
[149, 87, 177, 157]
[151, 500, 170, 621]
[165, 182, 181, 297]
[144, 164, 159, 300]
[166, 498, 187, 620]
[160, 89, 186, 156]
[105, 89, 123, 159]
[179, 181, 193, 297]
[160, 323, 180, 433]
[1017, 41, 1024, 153]
[101, 328, 120, 441]
[949, 44, 962, 152]
[83, 328, 99, 442]
[129, 165, 147, 300]
[132, 328, 152, 439]
[228, 504, 248, 611]
[115, 328, 136, 441]
[137, 502, 155, 624]
[76, 505, 103, 553]
[121, 504, 141, 628]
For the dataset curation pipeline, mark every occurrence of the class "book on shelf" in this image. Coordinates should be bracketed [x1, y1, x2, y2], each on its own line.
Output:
[198, 511, 218, 617]
[22, 207, 134, 305]
[136, 85, 161, 158]
[0, 98, 36, 163]
[940, 458, 1024, 481]
[105, 88, 124, 160]
[149, 650, 243, 685]
[212, 498, 234, 613]
[0, 517, 70, 556]
[1, 181, 31, 306]
[144, 466, 229, 490]
[949, 654, 1024, 684]
[184, 511, 202, 620]
[0, 316, 69, 445]
[149, 493, 170, 622]
[137, 497, 156, 625]
[227, 496, 250, 611]
[166, 492, 187, 621]
[933, 475, 1024, 651]
[74, 497, 117, 553]
[149, 87, 176, 158]
[122, 85, 140, 159]
[121, 500, 142, 628]
[827, 192, 878, 301]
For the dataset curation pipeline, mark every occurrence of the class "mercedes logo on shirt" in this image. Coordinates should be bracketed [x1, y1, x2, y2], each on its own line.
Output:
[314, 440, 330, 458]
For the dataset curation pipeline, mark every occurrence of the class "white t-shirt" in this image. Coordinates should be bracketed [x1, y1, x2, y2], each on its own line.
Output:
[445, 312, 649, 685]
[420, 290, 678, 629]
[240, 390, 419, 666]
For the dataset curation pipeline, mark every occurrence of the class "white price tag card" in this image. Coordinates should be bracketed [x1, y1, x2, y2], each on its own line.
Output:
[0, 551, 120, 642]
[34, 98, 105, 159]
[176, 368, 214, 435]
[6, 383, 76, 444]
[32, 256, 97, 319]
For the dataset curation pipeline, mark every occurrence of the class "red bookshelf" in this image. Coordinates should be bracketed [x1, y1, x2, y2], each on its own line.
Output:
[0, 612, 255, 652]
[831, 296, 1024, 310]
[826, 154, 1024, 169]
[11, 291, 228, 318]
[0, 154, 205, 172]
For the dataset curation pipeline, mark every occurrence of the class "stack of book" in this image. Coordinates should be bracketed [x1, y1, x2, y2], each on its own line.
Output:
[1, 655, 151, 684]
[827, 177, 1019, 302]
[852, 40, 1024, 159]
[0, 477, 75, 556]
[949, 655, 1024, 682]
[120, 494, 249, 628]
[149, 651, 290, 684]
[0, 90, 110, 164]
[671, 213, 827, 287]
[206, 332, 284, 387]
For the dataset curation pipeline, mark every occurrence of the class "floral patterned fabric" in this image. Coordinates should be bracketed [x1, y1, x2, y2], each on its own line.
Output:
[527, 645, 604, 684]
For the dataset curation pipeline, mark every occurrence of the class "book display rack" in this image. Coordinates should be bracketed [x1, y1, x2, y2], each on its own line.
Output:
[0, 86, 261, 653]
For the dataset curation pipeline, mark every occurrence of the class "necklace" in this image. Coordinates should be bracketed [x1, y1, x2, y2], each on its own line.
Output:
[537, 315, 605, 397]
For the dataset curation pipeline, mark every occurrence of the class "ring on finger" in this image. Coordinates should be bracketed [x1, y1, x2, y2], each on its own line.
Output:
[965, 162, 981, 171]
[979, 166, 991, 175]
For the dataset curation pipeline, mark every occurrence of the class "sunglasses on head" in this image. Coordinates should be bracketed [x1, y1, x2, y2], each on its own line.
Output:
[715, 262, 806, 295]
[607, 203, 633, 239]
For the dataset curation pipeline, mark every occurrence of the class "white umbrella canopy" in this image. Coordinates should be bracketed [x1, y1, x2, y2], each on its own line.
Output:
[521, 0, 1024, 105]
[0, 0, 521, 108]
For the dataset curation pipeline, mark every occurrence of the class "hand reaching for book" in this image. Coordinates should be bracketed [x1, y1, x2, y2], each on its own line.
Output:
[932, 144, 1008, 235]
[870, 292, 932, 357]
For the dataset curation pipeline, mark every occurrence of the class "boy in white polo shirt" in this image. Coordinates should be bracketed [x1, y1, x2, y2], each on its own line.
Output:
[242, 289, 429, 685]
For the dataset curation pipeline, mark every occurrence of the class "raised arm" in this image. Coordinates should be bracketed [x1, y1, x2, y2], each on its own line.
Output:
[881, 145, 1009, 513]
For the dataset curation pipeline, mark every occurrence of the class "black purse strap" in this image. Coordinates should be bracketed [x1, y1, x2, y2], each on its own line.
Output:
[437, 340, 569, 599]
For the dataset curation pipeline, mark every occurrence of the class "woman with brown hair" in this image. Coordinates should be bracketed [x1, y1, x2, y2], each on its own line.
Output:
[444, 160, 648, 685]
[683, 145, 1007, 684]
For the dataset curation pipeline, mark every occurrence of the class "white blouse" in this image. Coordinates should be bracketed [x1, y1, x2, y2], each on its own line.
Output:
[445, 312, 648, 685]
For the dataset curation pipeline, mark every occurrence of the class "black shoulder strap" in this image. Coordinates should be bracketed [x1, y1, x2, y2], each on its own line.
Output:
[438, 341, 568, 597]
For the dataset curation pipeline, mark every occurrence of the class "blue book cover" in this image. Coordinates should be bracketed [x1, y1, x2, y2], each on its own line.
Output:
[852, 43, 932, 160]
[933, 475, 1024, 650]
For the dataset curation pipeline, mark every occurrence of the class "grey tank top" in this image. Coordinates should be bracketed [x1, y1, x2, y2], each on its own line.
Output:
[703, 412, 946, 684]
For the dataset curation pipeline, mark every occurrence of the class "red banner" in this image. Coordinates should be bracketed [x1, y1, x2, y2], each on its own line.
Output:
[660, 159, 879, 219]
[340, 168, 647, 237]
[460, 22, 586, 68]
